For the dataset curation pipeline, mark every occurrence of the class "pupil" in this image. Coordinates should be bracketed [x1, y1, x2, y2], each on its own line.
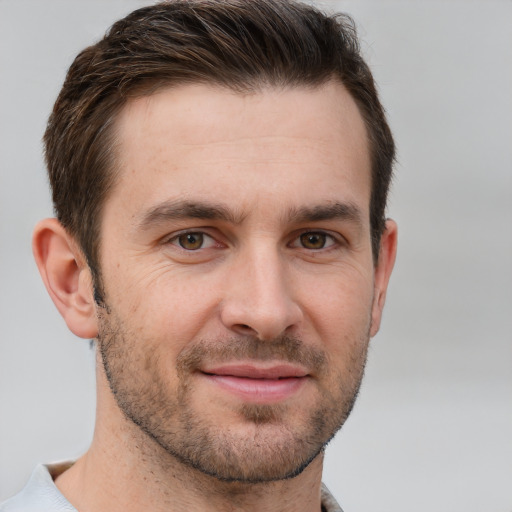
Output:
[301, 232, 325, 249]
[180, 233, 203, 249]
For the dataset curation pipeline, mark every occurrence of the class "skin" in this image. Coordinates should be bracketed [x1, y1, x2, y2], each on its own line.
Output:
[33, 81, 397, 512]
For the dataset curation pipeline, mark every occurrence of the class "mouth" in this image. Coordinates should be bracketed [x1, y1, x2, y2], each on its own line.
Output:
[199, 363, 309, 404]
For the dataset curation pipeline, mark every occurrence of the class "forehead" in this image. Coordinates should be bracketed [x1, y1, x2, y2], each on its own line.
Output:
[110, 81, 371, 224]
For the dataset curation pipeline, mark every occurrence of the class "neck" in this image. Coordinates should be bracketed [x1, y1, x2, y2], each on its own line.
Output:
[55, 365, 325, 512]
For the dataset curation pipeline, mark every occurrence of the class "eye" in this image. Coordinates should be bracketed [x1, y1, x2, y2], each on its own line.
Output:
[171, 232, 216, 250]
[292, 231, 336, 250]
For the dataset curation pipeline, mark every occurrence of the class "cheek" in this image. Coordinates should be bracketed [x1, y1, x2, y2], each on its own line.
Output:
[300, 270, 374, 356]
[302, 265, 374, 320]
[106, 266, 223, 348]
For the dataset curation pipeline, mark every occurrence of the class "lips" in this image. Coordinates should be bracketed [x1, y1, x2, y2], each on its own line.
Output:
[203, 363, 308, 379]
[200, 363, 309, 403]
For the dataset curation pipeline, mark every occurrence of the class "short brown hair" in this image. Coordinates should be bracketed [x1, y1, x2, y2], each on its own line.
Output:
[44, 0, 395, 297]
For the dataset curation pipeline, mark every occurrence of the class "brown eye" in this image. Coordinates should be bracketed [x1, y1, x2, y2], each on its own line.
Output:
[299, 232, 327, 249]
[178, 232, 204, 250]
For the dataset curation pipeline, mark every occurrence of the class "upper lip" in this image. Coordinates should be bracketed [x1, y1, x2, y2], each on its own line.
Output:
[201, 363, 309, 379]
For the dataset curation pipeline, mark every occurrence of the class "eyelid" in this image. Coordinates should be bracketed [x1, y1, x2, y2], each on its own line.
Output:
[161, 227, 346, 252]
[165, 230, 220, 250]
[288, 229, 342, 250]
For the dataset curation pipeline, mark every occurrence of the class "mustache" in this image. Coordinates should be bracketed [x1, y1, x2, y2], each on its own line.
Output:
[176, 335, 327, 375]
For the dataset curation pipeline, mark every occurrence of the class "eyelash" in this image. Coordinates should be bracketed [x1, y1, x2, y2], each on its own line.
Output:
[167, 231, 220, 251]
[166, 229, 342, 252]
[289, 231, 338, 251]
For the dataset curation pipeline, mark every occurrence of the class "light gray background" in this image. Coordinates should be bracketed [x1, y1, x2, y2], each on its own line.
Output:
[1, 1, 511, 510]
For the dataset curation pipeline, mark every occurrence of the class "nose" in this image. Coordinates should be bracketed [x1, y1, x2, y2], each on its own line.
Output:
[220, 244, 303, 341]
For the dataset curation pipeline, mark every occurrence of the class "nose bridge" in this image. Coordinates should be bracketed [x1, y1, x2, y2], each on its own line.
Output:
[221, 237, 302, 340]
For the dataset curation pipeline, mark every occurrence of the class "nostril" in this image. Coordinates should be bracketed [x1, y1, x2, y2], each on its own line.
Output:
[234, 324, 255, 335]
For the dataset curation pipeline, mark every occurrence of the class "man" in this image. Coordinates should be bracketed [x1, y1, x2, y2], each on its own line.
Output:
[1, 1, 397, 511]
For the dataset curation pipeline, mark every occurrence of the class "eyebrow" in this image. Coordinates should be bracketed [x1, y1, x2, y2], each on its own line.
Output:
[137, 200, 246, 229]
[137, 199, 363, 230]
[286, 202, 363, 227]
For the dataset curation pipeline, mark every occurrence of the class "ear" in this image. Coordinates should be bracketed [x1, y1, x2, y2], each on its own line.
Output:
[370, 219, 398, 337]
[33, 218, 99, 339]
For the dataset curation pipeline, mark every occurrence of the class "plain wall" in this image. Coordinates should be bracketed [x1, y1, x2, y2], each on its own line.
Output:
[1, 1, 511, 510]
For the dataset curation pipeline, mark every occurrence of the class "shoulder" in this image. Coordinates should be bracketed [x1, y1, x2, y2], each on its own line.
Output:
[321, 483, 345, 512]
[0, 465, 77, 512]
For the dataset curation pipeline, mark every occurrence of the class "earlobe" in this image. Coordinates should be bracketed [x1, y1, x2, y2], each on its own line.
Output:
[32, 218, 99, 339]
[370, 219, 398, 337]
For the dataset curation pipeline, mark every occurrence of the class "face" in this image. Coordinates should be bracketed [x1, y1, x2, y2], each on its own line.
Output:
[95, 81, 390, 482]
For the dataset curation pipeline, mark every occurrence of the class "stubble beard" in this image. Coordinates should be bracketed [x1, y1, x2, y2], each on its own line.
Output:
[96, 305, 369, 484]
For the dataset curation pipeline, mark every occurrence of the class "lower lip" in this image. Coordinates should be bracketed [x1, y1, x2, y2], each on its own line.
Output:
[203, 374, 306, 404]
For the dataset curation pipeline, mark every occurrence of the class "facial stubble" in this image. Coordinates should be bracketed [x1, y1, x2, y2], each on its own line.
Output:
[97, 305, 369, 484]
